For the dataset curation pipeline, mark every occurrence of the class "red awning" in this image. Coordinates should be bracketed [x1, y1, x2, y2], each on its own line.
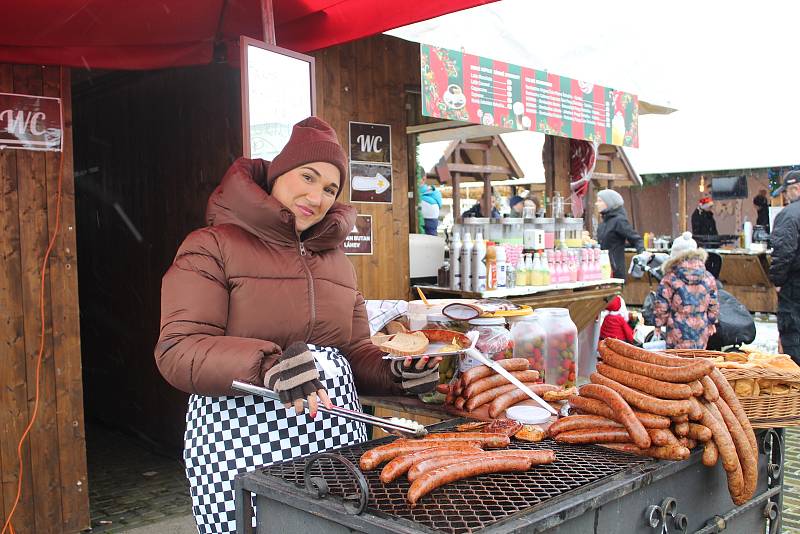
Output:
[0, 0, 497, 70]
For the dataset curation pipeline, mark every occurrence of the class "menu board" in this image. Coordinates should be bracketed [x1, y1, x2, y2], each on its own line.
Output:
[421, 44, 638, 148]
[241, 36, 315, 161]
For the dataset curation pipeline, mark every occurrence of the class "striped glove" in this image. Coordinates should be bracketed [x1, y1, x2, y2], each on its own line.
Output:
[264, 342, 325, 405]
[390, 359, 440, 395]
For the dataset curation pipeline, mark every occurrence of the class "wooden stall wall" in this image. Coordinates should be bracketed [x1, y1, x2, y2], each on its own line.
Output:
[72, 65, 243, 451]
[0, 65, 89, 533]
[313, 34, 416, 300]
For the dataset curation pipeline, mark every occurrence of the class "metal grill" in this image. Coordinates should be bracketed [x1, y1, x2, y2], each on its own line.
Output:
[261, 421, 653, 534]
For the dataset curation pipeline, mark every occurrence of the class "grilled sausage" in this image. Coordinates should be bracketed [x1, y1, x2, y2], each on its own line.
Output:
[407, 457, 532, 504]
[589, 373, 693, 418]
[604, 339, 704, 368]
[548, 415, 623, 436]
[671, 414, 689, 423]
[463, 370, 541, 398]
[554, 427, 634, 444]
[709, 369, 758, 459]
[715, 398, 757, 504]
[689, 380, 704, 397]
[486, 386, 560, 419]
[461, 359, 531, 385]
[599, 345, 712, 383]
[360, 435, 509, 470]
[379, 444, 483, 483]
[673, 422, 689, 437]
[678, 437, 697, 449]
[702, 440, 719, 467]
[567, 396, 671, 429]
[407, 449, 556, 482]
[687, 423, 712, 442]
[466, 382, 555, 411]
[596, 362, 693, 400]
[601, 443, 691, 461]
[648, 428, 681, 447]
[422, 433, 511, 447]
[454, 396, 466, 410]
[698, 400, 745, 502]
[701, 375, 720, 402]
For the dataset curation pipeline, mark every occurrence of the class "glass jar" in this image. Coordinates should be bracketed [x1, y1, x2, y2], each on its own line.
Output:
[536, 308, 578, 387]
[535, 218, 555, 249]
[424, 313, 468, 333]
[510, 314, 546, 378]
[564, 217, 584, 248]
[488, 219, 504, 243]
[462, 217, 490, 241]
[466, 317, 512, 363]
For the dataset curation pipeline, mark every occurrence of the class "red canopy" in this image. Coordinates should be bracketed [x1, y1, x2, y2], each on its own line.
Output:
[0, 0, 496, 70]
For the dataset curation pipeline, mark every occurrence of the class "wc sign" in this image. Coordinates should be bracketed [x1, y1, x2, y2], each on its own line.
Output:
[0, 93, 63, 152]
[349, 121, 392, 204]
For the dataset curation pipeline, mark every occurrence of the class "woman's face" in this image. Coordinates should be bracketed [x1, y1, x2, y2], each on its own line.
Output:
[595, 198, 608, 213]
[271, 161, 340, 232]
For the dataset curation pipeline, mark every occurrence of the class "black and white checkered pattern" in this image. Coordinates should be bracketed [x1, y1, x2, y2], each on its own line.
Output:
[183, 345, 367, 534]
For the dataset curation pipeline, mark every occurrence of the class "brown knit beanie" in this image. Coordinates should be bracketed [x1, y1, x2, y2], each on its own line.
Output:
[266, 116, 348, 198]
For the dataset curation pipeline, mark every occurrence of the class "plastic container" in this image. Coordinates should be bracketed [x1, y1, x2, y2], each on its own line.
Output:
[505, 405, 551, 424]
[419, 313, 468, 403]
[535, 218, 555, 249]
[564, 217, 584, 248]
[511, 314, 547, 377]
[467, 317, 512, 362]
[536, 308, 578, 387]
[501, 218, 524, 245]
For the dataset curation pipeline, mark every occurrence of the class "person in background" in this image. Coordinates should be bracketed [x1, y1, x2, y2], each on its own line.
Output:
[753, 188, 770, 230]
[768, 170, 800, 363]
[653, 232, 719, 349]
[595, 189, 646, 280]
[599, 295, 634, 343]
[155, 117, 440, 534]
[462, 199, 500, 219]
[508, 195, 525, 217]
[419, 182, 442, 236]
[691, 196, 718, 237]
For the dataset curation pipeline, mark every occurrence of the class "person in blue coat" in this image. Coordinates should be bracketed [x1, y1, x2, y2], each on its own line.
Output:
[419, 183, 442, 235]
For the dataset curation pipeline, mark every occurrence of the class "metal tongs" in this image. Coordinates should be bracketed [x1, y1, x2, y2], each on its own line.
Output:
[232, 380, 428, 438]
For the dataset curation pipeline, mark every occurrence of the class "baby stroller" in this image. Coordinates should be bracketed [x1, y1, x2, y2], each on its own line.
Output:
[629, 251, 756, 351]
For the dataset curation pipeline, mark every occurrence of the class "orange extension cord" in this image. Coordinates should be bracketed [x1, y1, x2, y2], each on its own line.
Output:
[2, 69, 66, 534]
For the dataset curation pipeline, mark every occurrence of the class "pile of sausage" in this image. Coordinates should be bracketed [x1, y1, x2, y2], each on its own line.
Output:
[550, 338, 758, 505]
[440, 358, 560, 417]
[359, 432, 556, 505]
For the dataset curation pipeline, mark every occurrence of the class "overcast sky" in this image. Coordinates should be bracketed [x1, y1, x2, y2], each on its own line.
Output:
[388, 0, 800, 175]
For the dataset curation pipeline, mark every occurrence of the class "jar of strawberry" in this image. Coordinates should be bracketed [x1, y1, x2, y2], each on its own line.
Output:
[510, 313, 546, 379]
[537, 308, 578, 387]
[466, 317, 512, 364]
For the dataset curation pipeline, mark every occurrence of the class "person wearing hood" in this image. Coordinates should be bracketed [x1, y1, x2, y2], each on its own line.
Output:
[155, 117, 440, 534]
[653, 232, 720, 349]
[595, 189, 646, 279]
[419, 182, 442, 235]
[691, 197, 718, 237]
[508, 195, 525, 217]
[599, 295, 634, 343]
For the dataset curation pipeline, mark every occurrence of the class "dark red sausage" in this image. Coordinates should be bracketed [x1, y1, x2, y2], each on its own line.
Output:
[379, 444, 483, 483]
[461, 359, 531, 385]
[579, 383, 651, 448]
[596, 362, 693, 399]
[567, 396, 671, 429]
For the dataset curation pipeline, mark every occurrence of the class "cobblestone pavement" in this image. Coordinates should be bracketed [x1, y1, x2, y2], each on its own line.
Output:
[86, 423, 192, 532]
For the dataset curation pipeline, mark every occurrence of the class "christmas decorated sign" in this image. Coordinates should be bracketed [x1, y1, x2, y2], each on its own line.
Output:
[420, 44, 638, 148]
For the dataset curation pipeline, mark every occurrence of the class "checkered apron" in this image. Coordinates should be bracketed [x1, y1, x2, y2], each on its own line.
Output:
[183, 345, 368, 534]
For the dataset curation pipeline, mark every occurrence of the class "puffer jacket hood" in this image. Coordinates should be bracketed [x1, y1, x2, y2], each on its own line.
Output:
[663, 248, 708, 276]
[205, 158, 356, 252]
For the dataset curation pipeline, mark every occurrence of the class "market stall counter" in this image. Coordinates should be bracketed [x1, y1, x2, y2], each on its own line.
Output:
[233, 418, 783, 533]
[415, 279, 624, 332]
[622, 249, 776, 313]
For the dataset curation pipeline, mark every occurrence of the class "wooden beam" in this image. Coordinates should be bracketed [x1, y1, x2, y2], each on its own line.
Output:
[591, 172, 626, 181]
[458, 142, 491, 151]
[447, 163, 514, 174]
[260, 0, 276, 45]
[679, 177, 687, 233]
[596, 153, 616, 162]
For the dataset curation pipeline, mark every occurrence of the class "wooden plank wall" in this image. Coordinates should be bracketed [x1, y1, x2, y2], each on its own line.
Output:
[71, 65, 242, 450]
[0, 65, 88, 533]
[313, 34, 417, 300]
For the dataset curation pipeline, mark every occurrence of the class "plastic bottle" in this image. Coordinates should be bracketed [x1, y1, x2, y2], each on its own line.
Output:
[461, 235, 473, 292]
[569, 251, 578, 282]
[506, 258, 516, 288]
[496, 245, 508, 288]
[516, 256, 528, 286]
[600, 250, 612, 280]
[449, 233, 462, 290]
[486, 242, 497, 290]
[472, 231, 487, 292]
[743, 217, 753, 249]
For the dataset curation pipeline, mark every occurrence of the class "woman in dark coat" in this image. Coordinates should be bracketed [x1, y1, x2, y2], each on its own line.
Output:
[596, 189, 645, 279]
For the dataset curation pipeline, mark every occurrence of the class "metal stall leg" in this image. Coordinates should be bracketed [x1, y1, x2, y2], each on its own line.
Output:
[235, 476, 255, 534]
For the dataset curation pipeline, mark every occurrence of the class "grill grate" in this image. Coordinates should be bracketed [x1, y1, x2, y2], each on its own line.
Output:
[262, 422, 652, 533]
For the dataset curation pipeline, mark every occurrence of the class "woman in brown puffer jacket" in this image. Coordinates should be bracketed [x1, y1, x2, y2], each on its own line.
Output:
[155, 117, 439, 534]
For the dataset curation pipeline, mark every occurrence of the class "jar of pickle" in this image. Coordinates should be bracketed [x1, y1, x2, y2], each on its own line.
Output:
[510, 313, 546, 378]
[536, 308, 578, 387]
[465, 317, 512, 364]
[424, 313, 468, 333]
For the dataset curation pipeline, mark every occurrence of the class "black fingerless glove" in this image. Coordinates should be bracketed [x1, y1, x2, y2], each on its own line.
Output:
[389, 360, 440, 395]
[264, 342, 324, 405]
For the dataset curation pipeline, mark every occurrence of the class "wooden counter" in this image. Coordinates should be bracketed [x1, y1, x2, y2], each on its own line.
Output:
[415, 280, 624, 332]
[622, 250, 777, 313]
